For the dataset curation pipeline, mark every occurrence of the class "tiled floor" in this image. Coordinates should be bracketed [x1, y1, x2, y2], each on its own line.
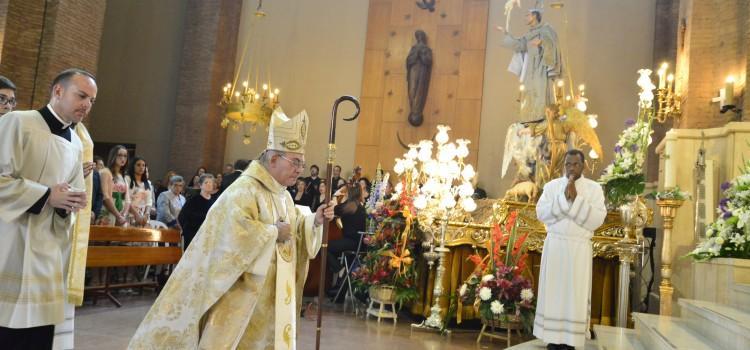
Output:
[74, 293, 533, 349]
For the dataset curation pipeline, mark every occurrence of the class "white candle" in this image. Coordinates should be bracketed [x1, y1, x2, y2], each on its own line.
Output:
[664, 139, 676, 188]
[725, 76, 735, 106]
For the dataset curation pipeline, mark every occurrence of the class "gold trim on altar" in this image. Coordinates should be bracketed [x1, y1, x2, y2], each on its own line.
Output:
[443, 199, 625, 259]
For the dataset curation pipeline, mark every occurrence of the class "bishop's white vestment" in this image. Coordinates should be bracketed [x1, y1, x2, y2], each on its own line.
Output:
[534, 176, 606, 347]
[128, 161, 322, 350]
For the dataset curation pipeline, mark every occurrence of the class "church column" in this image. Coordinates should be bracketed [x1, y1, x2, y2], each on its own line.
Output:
[675, 0, 748, 129]
[0, 0, 106, 114]
[167, 0, 242, 177]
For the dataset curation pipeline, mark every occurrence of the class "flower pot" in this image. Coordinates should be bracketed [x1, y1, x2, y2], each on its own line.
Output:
[481, 313, 524, 330]
[369, 285, 396, 303]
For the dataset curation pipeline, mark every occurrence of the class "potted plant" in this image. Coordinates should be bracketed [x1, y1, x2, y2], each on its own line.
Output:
[459, 211, 536, 332]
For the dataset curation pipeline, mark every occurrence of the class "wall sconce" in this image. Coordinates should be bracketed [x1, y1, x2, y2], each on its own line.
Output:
[655, 63, 682, 123]
[714, 76, 742, 118]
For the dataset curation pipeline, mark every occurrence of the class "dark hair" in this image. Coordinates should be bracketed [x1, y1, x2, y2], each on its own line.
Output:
[234, 159, 250, 171]
[565, 149, 586, 163]
[346, 182, 363, 203]
[127, 156, 151, 191]
[49, 68, 96, 95]
[0, 76, 16, 91]
[93, 155, 103, 163]
[531, 10, 542, 23]
[106, 145, 128, 175]
[358, 177, 372, 191]
[310, 164, 319, 172]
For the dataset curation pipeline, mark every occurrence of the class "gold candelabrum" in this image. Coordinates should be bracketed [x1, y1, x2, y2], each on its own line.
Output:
[654, 63, 681, 123]
[394, 125, 477, 332]
[219, 80, 280, 144]
[655, 198, 684, 316]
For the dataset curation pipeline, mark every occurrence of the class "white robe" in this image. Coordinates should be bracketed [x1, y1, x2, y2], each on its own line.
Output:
[0, 110, 84, 328]
[533, 176, 606, 347]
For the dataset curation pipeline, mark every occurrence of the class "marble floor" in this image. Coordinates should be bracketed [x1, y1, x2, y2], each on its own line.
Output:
[74, 293, 534, 349]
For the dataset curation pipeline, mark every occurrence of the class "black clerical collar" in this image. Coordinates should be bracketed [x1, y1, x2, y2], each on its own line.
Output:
[39, 106, 74, 142]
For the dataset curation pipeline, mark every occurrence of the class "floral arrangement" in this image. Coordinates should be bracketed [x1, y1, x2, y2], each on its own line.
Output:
[688, 159, 750, 261]
[645, 186, 692, 201]
[458, 211, 536, 332]
[352, 174, 420, 306]
[599, 69, 655, 208]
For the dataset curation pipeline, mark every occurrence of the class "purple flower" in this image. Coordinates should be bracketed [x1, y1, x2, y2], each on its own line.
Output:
[614, 145, 623, 154]
[721, 182, 732, 191]
[630, 144, 639, 152]
[625, 119, 636, 127]
[723, 211, 733, 219]
[719, 198, 729, 209]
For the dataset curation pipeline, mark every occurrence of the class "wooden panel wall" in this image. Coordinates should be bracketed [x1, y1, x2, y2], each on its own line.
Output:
[355, 0, 489, 176]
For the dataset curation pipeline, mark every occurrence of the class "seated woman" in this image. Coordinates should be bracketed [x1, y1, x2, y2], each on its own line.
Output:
[156, 175, 186, 228]
[292, 177, 312, 208]
[326, 184, 366, 297]
[178, 174, 216, 248]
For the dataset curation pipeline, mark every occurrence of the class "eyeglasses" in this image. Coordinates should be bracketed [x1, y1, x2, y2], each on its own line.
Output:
[0, 94, 16, 107]
[278, 154, 306, 169]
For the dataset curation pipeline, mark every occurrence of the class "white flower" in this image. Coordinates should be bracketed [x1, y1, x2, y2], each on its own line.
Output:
[481, 274, 495, 282]
[459, 284, 468, 297]
[479, 287, 492, 301]
[490, 300, 505, 315]
[715, 236, 725, 245]
[521, 288, 534, 301]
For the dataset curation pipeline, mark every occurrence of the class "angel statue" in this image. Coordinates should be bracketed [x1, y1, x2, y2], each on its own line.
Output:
[501, 104, 602, 201]
[497, 0, 562, 121]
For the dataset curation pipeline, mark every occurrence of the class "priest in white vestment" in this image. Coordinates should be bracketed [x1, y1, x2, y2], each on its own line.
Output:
[128, 108, 334, 350]
[534, 149, 607, 350]
[0, 69, 97, 349]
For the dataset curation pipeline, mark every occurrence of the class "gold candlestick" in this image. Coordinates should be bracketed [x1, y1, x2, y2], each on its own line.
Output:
[656, 198, 684, 316]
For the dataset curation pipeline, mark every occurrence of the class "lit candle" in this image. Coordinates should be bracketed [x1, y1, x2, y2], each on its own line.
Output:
[578, 84, 585, 97]
[725, 75, 735, 106]
[658, 63, 668, 90]
[519, 84, 525, 102]
[556, 80, 564, 99]
[664, 139, 676, 188]
[666, 74, 674, 93]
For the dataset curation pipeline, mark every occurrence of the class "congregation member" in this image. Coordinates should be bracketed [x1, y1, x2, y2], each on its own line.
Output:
[220, 158, 249, 192]
[0, 75, 17, 116]
[187, 166, 206, 188]
[97, 145, 130, 226]
[125, 156, 153, 227]
[0, 69, 95, 349]
[177, 173, 217, 248]
[330, 164, 344, 193]
[327, 183, 367, 295]
[311, 181, 327, 212]
[293, 177, 312, 207]
[156, 175, 185, 228]
[304, 164, 321, 197]
[534, 149, 607, 350]
[129, 109, 334, 349]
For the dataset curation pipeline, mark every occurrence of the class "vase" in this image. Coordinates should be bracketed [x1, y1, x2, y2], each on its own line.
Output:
[618, 195, 649, 243]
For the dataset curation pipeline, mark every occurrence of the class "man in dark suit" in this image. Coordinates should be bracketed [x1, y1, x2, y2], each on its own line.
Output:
[220, 159, 249, 193]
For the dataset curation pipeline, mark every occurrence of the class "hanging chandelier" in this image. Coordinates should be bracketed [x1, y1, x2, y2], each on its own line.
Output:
[218, 0, 281, 145]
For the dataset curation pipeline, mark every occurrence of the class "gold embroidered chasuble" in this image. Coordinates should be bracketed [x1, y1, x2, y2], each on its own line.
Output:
[128, 161, 322, 350]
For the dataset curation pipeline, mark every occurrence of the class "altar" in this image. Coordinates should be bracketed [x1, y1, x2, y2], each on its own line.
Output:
[410, 199, 625, 326]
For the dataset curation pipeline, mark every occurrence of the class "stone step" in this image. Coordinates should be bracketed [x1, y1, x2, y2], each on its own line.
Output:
[632, 312, 714, 350]
[678, 298, 750, 349]
[733, 283, 750, 311]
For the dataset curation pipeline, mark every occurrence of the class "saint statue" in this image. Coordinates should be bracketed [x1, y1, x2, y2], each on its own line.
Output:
[498, 7, 562, 121]
[406, 30, 432, 127]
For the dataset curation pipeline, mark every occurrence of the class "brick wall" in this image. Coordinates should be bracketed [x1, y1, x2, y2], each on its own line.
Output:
[167, 0, 241, 178]
[0, 0, 105, 125]
[678, 0, 748, 129]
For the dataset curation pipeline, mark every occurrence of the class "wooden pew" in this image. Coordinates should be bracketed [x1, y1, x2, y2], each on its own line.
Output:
[85, 225, 182, 307]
